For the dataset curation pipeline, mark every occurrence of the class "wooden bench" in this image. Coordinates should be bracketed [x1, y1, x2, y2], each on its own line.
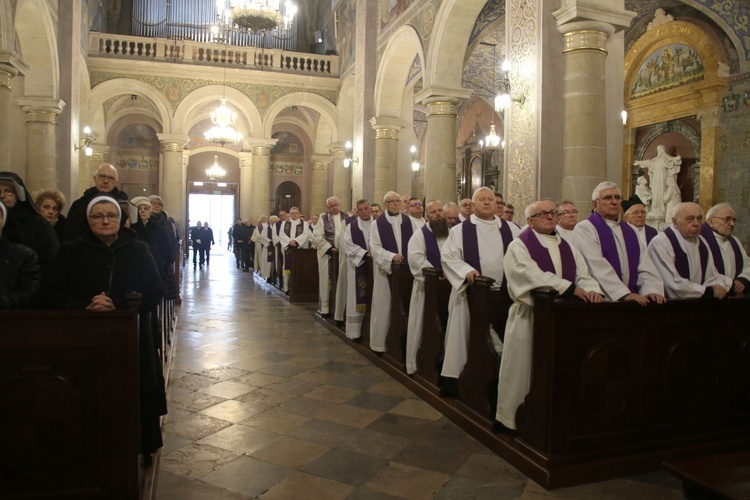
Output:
[664, 450, 750, 500]
[287, 247, 319, 302]
[384, 261, 414, 369]
[414, 267, 451, 391]
[0, 310, 142, 499]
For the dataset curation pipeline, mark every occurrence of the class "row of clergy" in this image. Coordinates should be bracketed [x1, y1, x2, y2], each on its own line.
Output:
[301, 182, 749, 431]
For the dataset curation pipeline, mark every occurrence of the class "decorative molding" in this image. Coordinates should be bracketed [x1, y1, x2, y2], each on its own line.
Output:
[562, 30, 609, 54]
[374, 128, 399, 140]
[253, 146, 272, 156]
[424, 100, 457, 117]
[25, 110, 59, 125]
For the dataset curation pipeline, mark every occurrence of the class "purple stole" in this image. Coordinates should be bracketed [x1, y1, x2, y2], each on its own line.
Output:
[701, 223, 743, 278]
[588, 212, 640, 293]
[518, 228, 576, 282]
[349, 219, 370, 307]
[283, 221, 305, 271]
[645, 225, 658, 245]
[461, 217, 513, 275]
[664, 227, 708, 283]
[322, 213, 343, 247]
[376, 212, 413, 256]
[421, 225, 442, 270]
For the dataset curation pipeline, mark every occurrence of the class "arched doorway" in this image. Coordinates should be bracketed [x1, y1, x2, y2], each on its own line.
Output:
[275, 181, 301, 214]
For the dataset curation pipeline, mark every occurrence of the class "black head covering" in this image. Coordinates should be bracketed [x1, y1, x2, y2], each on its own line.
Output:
[622, 194, 645, 213]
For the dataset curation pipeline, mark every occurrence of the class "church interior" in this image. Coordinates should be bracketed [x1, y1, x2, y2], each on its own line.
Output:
[2, 0, 749, 497]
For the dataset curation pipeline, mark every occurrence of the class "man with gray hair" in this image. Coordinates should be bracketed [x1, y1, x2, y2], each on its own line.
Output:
[443, 202, 459, 227]
[647, 202, 732, 299]
[369, 191, 414, 352]
[554, 199, 579, 242]
[313, 197, 348, 317]
[572, 181, 665, 306]
[64, 163, 128, 242]
[701, 202, 750, 296]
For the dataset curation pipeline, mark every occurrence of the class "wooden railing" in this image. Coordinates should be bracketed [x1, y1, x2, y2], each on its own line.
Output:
[88, 32, 340, 77]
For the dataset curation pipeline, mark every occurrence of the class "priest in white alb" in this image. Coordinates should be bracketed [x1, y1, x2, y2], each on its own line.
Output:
[343, 199, 374, 339]
[495, 199, 602, 430]
[405, 199, 449, 374]
[369, 191, 414, 352]
[701, 202, 750, 296]
[440, 187, 520, 382]
[621, 195, 658, 246]
[251, 215, 274, 279]
[572, 181, 666, 306]
[407, 197, 426, 229]
[647, 202, 731, 299]
[312, 197, 348, 317]
[277, 207, 310, 292]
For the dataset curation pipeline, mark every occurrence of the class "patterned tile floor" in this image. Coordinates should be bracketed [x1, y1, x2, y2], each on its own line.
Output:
[156, 251, 685, 499]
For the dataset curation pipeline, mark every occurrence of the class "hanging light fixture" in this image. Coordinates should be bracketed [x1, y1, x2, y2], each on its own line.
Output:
[485, 121, 501, 150]
[214, 1, 297, 34]
[204, 53, 242, 146]
[206, 155, 227, 181]
[410, 145, 420, 172]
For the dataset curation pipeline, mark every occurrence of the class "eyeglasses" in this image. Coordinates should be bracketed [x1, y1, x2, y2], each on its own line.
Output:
[89, 213, 120, 223]
[409, 202, 422, 208]
[557, 209, 579, 216]
[530, 210, 558, 219]
[384, 199, 400, 204]
[96, 174, 117, 182]
[599, 194, 622, 201]
[710, 216, 737, 224]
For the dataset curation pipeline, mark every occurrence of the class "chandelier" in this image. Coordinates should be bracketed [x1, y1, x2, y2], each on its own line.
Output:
[215, 1, 297, 34]
[204, 56, 242, 146]
[206, 155, 227, 181]
[485, 122, 501, 151]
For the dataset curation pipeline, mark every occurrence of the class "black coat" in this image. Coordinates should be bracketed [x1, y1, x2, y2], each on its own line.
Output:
[47, 227, 164, 312]
[0, 235, 41, 310]
[132, 219, 172, 278]
[63, 186, 129, 242]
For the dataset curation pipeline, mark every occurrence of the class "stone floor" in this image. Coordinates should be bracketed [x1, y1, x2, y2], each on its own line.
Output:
[155, 250, 685, 499]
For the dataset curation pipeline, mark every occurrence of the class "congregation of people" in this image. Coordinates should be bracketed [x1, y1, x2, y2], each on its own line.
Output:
[254, 180, 750, 433]
[3, 161, 749, 444]
[0, 163, 181, 463]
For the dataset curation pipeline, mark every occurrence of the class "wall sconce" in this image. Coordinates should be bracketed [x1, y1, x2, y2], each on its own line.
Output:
[495, 59, 526, 112]
[410, 144, 420, 172]
[343, 140, 358, 168]
[621, 110, 628, 125]
[74, 126, 94, 156]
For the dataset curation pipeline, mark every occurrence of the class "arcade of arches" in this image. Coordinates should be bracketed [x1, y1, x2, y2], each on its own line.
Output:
[2, 0, 749, 246]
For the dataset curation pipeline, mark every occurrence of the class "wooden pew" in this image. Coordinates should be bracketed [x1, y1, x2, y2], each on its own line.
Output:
[384, 261, 413, 368]
[458, 276, 512, 422]
[511, 290, 750, 486]
[275, 243, 284, 289]
[328, 251, 339, 320]
[359, 256, 374, 348]
[414, 267, 452, 390]
[287, 247, 319, 303]
[0, 310, 141, 499]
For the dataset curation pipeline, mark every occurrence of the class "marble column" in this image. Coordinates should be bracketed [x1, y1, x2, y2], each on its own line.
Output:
[247, 139, 277, 222]
[329, 143, 351, 209]
[238, 151, 253, 220]
[310, 155, 331, 217]
[0, 55, 25, 170]
[369, 117, 402, 205]
[421, 98, 462, 204]
[696, 107, 720, 211]
[16, 97, 65, 192]
[157, 134, 189, 230]
[554, 3, 634, 211]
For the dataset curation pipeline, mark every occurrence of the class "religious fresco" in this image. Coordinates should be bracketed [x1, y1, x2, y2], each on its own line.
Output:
[468, 0, 505, 46]
[115, 123, 160, 171]
[631, 43, 703, 98]
[380, 0, 418, 32]
[270, 131, 304, 176]
[336, 0, 356, 75]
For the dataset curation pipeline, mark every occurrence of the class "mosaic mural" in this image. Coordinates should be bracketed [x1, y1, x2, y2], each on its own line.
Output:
[90, 71, 337, 116]
[270, 131, 304, 176]
[115, 123, 160, 171]
[468, 0, 506, 46]
[631, 43, 704, 98]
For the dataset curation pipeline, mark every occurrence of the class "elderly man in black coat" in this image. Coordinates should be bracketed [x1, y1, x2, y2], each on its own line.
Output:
[47, 195, 166, 460]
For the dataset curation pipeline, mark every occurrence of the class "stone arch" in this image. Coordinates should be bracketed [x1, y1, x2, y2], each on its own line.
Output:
[374, 25, 424, 119]
[15, 0, 59, 98]
[678, 0, 749, 72]
[174, 85, 262, 138]
[424, 0, 490, 91]
[89, 79, 173, 137]
[262, 92, 337, 141]
[336, 75, 355, 144]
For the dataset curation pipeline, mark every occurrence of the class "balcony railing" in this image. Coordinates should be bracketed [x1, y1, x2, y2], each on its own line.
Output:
[88, 32, 339, 77]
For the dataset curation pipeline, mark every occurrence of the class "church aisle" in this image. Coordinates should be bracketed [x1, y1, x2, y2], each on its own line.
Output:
[156, 252, 683, 499]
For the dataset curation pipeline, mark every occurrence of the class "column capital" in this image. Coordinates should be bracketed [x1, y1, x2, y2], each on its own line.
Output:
[327, 142, 347, 158]
[0, 52, 30, 77]
[244, 137, 277, 153]
[423, 100, 459, 118]
[239, 151, 253, 168]
[369, 116, 403, 131]
[696, 107, 720, 128]
[310, 154, 333, 164]
[16, 97, 65, 115]
[156, 133, 189, 151]
[554, 1, 636, 34]
[414, 86, 472, 105]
